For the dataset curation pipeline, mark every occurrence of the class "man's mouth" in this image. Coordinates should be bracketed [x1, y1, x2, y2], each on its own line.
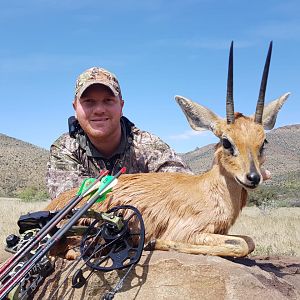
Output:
[91, 118, 109, 122]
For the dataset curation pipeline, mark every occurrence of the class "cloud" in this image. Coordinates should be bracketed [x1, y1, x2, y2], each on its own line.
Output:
[169, 129, 207, 140]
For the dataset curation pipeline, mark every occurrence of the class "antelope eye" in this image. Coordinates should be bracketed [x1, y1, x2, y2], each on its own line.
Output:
[260, 139, 268, 155]
[222, 138, 232, 150]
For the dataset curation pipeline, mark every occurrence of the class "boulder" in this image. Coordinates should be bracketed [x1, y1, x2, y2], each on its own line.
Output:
[34, 251, 300, 300]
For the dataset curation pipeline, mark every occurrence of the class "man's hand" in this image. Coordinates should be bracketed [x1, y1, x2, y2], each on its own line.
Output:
[261, 167, 271, 181]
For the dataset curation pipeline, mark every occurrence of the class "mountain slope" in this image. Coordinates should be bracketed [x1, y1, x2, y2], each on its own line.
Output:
[181, 124, 300, 205]
[181, 124, 300, 178]
[0, 134, 49, 196]
[0, 124, 299, 198]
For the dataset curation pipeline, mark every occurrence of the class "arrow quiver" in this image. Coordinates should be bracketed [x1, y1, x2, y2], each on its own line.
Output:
[5, 228, 54, 300]
[3, 211, 60, 299]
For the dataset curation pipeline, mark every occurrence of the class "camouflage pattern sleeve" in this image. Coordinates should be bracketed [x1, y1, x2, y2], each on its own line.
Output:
[46, 133, 88, 199]
[134, 129, 193, 174]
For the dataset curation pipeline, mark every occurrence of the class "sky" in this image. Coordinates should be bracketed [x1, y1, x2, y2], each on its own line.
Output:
[0, 0, 299, 153]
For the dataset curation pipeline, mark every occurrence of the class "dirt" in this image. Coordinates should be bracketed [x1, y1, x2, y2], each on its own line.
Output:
[228, 255, 300, 296]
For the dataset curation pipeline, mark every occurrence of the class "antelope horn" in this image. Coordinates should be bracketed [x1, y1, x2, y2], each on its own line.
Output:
[226, 41, 234, 124]
[255, 41, 273, 124]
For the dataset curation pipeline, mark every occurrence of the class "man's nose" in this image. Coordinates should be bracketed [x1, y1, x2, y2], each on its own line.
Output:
[93, 102, 106, 114]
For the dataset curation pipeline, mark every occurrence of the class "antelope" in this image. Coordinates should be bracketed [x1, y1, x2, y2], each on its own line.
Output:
[46, 42, 290, 258]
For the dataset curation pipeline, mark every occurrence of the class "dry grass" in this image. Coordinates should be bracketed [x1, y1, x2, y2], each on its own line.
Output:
[0, 198, 299, 263]
[0, 197, 47, 262]
[230, 206, 300, 256]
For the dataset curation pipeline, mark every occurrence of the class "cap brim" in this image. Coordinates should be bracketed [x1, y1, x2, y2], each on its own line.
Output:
[76, 80, 119, 99]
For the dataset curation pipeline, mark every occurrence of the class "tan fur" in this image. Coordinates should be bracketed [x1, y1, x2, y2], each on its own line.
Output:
[45, 93, 289, 258]
[45, 119, 261, 250]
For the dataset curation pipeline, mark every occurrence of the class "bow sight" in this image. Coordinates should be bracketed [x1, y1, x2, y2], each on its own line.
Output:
[0, 168, 145, 300]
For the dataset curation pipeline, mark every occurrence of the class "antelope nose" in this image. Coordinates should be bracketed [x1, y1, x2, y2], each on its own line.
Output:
[246, 172, 261, 185]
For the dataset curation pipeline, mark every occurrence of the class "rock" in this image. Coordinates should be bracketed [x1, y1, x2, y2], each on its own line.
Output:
[33, 251, 300, 300]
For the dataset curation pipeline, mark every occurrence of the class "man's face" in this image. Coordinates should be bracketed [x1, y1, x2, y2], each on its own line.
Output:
[73, 84, 124, 141]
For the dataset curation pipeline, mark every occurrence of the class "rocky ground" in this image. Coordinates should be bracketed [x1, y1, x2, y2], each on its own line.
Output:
[32, 252, 300, 300]
[1, 200, 299, 299]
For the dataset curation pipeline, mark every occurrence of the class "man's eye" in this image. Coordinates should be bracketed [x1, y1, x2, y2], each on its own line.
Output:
[81, 98, 93, 104]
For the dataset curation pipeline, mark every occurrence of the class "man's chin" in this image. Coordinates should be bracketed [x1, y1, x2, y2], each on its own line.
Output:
[87, 131, 109, 139]
[88, 131, 109, 139]
[83, 123, 119, 141]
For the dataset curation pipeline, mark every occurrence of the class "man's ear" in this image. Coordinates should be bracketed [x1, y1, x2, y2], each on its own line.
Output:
[73, 99, 78, 118]
[120, 98, 124, 116]
[72, 98, 77, 110]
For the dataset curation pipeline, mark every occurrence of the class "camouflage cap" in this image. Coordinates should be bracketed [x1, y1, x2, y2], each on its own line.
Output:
[74, 67, 122, 100]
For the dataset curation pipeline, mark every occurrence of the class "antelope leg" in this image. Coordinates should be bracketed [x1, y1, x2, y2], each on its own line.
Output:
[146, 234, 255, 257]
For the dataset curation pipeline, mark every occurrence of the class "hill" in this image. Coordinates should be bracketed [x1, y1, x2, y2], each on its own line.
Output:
[181, 124, 300, 206]
[0, 124, 299, 202]
[0, 133, 49, 197]
[182, 124, 300, 176]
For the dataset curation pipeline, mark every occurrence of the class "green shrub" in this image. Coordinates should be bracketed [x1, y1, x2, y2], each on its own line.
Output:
[248, 170, 300, 208]
[248, 186, 278, 207]
[17, 186, 49, 202]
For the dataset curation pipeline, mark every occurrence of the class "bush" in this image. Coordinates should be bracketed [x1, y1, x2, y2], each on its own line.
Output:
[248, 186, 278, 207]
[17, 186, 49, 202]
[248, 170, 300, 208]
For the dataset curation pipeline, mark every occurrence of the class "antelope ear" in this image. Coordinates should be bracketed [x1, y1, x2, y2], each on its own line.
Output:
[175, 95, 222, 134]
[261, 92, 290, 130]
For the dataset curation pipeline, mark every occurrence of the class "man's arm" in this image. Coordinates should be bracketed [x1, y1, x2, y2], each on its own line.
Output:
[46, 134, 88, 199]
[135, 130, 193, 174]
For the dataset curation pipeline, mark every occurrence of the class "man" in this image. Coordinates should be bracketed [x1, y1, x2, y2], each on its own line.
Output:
[46, 67, 192, 199]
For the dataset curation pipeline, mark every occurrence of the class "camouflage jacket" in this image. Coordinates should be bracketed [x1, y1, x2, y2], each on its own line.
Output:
[46, 117, 192, 199]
